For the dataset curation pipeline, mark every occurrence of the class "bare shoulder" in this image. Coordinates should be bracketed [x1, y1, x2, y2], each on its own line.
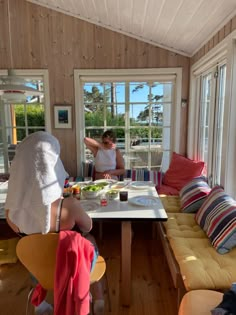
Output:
[63, 196, 82, 211]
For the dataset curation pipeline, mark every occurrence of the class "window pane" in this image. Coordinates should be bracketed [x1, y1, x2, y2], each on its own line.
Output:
[104, 82, 125, 103]
[84, 83, 104, 104]
[83, 79, 173, 170]
[107, 104, 125, 127]
[199, 73, 211, 163]
[130, 82, 149, 102]
[130, 104, 149, 126]
[214, 64, 226, 185]
[26, 104, 45, 127]
[151, 128, 162, 147]
[84, 104, 105, 127]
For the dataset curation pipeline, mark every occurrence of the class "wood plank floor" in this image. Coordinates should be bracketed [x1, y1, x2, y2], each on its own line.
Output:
[0, 221, 178, 315]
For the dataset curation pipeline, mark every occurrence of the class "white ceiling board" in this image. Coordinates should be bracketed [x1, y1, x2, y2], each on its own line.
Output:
[27, 0, 236, 56]
[175, 0, 236, 54]
[162, 0, 205, 48]
[92, 0, 109, 25]
[132, 0, 149, 36]
[150, 0, 183, 44]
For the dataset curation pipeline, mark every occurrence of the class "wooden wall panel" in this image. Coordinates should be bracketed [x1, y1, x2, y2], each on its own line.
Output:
[0, 0, 11, 67]
[0, 0, 190, 175]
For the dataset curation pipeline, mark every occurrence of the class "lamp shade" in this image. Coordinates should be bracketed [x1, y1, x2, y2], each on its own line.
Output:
[1, 90, 27, 103]
[0, 70, 43, 103]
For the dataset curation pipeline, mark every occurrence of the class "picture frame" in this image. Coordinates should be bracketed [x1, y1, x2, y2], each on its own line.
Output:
[54, 105, 72, 129]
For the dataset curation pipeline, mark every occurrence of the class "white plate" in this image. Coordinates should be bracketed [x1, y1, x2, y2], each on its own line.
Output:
[79, 200, 100, 212]
[128, 196, 159, 206]
[111, 182, 127, 190]
[94, 179, 117, 184]
[129, 181, 153, 189]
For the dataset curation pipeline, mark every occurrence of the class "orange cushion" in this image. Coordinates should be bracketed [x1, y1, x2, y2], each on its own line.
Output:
[163, 152, 205, 190]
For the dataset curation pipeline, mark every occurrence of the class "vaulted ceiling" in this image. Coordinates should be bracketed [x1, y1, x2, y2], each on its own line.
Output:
[27, 0, 236, 57]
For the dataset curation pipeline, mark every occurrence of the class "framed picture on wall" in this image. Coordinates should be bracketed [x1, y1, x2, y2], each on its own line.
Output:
[54, 105, 72, 129]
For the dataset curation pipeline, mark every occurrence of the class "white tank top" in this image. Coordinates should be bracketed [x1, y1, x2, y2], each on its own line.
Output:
[95, 148, 116, 172]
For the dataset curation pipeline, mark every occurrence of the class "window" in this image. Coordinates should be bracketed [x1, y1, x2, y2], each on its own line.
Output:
[75, 69, 182, 176]
[197, 63, 226, 187]
[0, 70, 50, 173]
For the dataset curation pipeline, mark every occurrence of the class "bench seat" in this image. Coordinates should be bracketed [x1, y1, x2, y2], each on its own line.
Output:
[157, 194, 236, 305]
[163, 213, 205, 239]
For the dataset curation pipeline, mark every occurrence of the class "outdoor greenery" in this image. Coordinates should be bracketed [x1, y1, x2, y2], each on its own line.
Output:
[15, 104, 45, 140]
[84, 84, 163, 140]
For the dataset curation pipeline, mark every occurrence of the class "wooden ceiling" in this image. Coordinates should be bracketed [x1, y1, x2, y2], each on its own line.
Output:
[27, 0, 236, 56]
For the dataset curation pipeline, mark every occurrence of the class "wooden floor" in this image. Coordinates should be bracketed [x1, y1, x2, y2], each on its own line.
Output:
[0, 221, 178, 315]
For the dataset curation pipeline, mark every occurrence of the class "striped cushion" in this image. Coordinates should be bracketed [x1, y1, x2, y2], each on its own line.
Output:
[195, 186, 236, 254]
[180, 177, 211, 213]
[124, 169, 163, 187]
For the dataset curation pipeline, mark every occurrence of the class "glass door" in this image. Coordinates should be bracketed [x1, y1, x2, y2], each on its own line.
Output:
[198, 63, 226, 186]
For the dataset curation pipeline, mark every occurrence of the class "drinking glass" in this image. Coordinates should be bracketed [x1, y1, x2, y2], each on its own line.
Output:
[119, 191, 128, 201]
[123, 178, 132, 185]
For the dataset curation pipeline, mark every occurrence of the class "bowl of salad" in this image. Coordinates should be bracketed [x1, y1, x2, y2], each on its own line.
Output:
[106, 189, 119, 200]
[81, 184, 104, 199]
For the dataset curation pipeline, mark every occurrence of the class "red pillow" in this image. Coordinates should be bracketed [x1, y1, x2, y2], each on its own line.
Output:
[163, 152, 205, 190]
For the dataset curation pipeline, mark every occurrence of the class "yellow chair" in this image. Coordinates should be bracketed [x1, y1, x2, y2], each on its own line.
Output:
[178, 290, 223, 315]
[16, 233, 111, 315]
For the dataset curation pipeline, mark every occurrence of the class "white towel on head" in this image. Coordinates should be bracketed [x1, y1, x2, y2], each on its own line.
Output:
[5, 131, 68, 234]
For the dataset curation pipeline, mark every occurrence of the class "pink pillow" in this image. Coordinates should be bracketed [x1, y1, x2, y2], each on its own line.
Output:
[157, 184, 180, 196]
[162, 152, 205, 190]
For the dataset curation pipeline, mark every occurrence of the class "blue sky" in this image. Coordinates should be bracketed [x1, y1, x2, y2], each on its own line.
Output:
[84, 82, 166, 119]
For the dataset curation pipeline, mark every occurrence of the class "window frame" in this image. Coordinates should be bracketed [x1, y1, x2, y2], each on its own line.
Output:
[0, 69, 51, 173]
[188, 30, 236, 198]
[74, 68, 182, 176]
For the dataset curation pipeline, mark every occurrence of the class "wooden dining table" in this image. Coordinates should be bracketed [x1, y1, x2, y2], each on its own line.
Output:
[80, 181, 168, 306]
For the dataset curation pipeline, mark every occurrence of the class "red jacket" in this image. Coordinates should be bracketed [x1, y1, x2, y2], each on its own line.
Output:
[54, 230, 94, 315]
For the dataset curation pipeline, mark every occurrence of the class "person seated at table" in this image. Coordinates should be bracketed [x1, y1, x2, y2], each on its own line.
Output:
[84, 129, 125, 180]
[5, 131, 104, 315]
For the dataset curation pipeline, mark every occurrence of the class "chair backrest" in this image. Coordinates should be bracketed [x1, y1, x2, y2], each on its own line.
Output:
[16, 233, 58, 290]
[16, 233, 106, 290]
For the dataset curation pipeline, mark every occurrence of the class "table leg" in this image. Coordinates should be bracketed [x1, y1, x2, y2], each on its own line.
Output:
[121, 221, 132, 306]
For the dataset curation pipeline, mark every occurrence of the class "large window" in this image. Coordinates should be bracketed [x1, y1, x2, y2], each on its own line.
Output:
[0, 70, 50, 173]
[197, 63, 226, 186]
[75, 69, 182, 176]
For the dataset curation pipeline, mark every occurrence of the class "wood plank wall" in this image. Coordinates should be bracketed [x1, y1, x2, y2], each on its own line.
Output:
[191, 15, 236, 65]
[0, 0, 190, 176]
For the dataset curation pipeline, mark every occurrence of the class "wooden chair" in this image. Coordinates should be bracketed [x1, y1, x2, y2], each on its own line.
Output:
[16, 233, 111, 315]
[178, 290, 223, 315]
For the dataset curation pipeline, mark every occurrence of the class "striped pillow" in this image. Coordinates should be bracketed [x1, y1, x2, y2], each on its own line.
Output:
[180, 177, 211, 213]
[124, 169, 163, 187]
[195, 186, 236, 254]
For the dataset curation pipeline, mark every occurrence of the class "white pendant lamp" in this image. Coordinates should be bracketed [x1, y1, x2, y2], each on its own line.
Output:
[1, 2, 43, 104]
[0, 70, 43, 103]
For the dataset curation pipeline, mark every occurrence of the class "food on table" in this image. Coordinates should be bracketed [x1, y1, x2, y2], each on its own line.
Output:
[106, 189, 119, 200]
[94, 182, 109, 188]
[82, 184, 103, 192]
[111, 183, 126, 190]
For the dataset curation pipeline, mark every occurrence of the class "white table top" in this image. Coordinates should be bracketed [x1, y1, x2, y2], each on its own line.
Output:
[0, 180, 168, 221]
[80, 182, 168, 221]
